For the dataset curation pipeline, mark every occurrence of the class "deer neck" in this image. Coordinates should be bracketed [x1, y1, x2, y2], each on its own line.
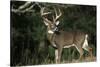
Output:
[47, 31, 55, 43]
[47, 29, 61, 45]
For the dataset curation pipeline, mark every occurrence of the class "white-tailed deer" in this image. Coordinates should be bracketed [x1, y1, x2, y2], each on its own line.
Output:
[40, 7, 92, 63]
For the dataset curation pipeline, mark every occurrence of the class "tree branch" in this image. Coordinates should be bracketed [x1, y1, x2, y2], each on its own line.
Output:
[11, 1, 35, 13]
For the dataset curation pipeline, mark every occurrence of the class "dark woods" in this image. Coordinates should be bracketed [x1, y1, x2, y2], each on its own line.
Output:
[11, 1, 96, 66]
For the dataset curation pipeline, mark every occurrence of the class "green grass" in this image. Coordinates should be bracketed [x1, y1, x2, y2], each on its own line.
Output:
[12, 44, 96, 66]
[40, 44, 96, 64]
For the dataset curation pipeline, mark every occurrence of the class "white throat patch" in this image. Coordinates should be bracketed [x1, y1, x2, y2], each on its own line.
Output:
[48, 30, 54, 34]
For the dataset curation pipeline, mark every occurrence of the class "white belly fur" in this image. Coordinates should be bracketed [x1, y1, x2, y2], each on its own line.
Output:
[64, 44, 75, 48]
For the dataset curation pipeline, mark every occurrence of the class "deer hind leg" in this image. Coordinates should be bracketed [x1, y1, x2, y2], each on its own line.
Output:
[83, 46, 93, 58]
[82, 37, 93, 58]
[75, 45, 84, 61]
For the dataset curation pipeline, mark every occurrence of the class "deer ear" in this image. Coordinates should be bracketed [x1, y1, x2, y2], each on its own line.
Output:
[55, 21, 60, 26]
[44, 21, 49, 26]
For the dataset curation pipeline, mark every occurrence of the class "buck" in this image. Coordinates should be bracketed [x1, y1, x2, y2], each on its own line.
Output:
[40, 7, 92, 63]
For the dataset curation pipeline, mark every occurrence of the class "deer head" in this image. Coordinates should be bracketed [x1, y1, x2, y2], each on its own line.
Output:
[41, 7, 62, 34]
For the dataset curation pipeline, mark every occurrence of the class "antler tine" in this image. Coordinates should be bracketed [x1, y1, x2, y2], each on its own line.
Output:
[41, 7, 51, 16]
[54, 8, 62, 22]
[40, 7, 52, 24]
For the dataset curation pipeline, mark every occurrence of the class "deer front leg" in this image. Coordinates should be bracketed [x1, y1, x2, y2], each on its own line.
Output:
[79, 49, 84, 61]
[55, 48, 62, 64]
[55, 49, 58, 63]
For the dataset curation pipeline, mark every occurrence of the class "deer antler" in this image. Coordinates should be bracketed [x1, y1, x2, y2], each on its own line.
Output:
[40, 7, 62, 25]
[53, 8, 62, 23]
[41, 7, 51, 16]
[40, 7, 52, 24]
